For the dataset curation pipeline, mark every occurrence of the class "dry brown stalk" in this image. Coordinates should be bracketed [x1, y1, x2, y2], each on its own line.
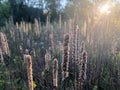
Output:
[45, 50, 51, 70]
[46, 14, 50, 32]
[62, 34, 70, 81]
[24, 54, 33, 90]
[71, 25, 79, 63]
[28, 23, 32, 31]
[49, 34, 54, 55]
[19, 22, 24, 41]
[16, 22, 19, 29]
[53, 58, 58, 89]
[34, 19, 40, 36]
[71, 25, 79, 90]
[25, 23, 29, 35]
[22, 22, 26, 33]
[0, 48, 5, 65]
[0, 32, 10, 56]
[79, 50, 87, 90]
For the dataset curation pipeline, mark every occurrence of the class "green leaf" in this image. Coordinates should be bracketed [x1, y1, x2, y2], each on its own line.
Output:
[93, 85, 98, 90]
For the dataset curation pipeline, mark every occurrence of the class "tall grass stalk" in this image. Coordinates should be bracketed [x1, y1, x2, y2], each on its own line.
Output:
[53, 58, 58, 90]
[24, 54, 33, 90]
[62, 34, 70, 81]
[0, 32, 10, 56]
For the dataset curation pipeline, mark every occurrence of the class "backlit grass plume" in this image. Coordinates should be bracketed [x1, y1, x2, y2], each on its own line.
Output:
[24, 54, 33, 90]
[49, 34, 54, 55]
[45, 50, 51, 70]
[62, 34, 70, 81]
[0, 32, 10, 56]
[71, 25, 79, 63]
[79, 50, 88, 90]
[79, 41, 85, 65]
[34, 19, 40, 36]
[0, 48, 4, 65]
[53, 58, 58, 89]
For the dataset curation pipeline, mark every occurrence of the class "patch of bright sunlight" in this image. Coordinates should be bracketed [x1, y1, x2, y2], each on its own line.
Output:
[98, 3, 111, 14]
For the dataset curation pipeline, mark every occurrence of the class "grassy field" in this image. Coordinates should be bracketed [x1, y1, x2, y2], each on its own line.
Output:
[0, 14, 120, 90]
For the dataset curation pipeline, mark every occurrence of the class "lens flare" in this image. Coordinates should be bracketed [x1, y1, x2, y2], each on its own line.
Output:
[99, 3, 111, 14]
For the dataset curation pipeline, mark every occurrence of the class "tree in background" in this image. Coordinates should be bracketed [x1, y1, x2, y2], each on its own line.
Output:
[0, 0, 119, 26]
[0, 0, 65, 26]
[8, 0, 46, 23]
[0, 0, 10, 26]
[64, 0, 92, 21]
[45, 0, 62, 21]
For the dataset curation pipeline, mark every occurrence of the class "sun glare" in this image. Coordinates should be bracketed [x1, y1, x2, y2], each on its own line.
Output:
[99, 3, 111, 14]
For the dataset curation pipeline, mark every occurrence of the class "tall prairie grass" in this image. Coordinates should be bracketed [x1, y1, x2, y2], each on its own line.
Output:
[0, 14, 119, 90]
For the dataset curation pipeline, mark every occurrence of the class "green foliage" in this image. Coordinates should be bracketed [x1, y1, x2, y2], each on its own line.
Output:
[0, 2, 10, 26]
[45, 0, 62, 21]
[93, 85, 98, 90]
[65, 0, 92, 20]
[0, 0, 120, 90]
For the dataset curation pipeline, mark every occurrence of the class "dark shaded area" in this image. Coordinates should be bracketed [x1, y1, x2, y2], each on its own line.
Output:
[0, 0, 64, 26]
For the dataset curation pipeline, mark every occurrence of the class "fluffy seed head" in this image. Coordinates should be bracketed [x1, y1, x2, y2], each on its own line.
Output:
[53, 58, 58, 87]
